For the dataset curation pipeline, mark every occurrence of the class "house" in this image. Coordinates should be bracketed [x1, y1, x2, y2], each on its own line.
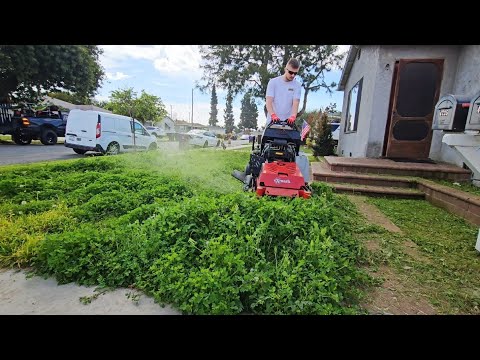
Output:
[156, 116, 175, 134]
[174, 120, 205, 133]
[42, 96, 112, 116]
[337, 45, 480, 168]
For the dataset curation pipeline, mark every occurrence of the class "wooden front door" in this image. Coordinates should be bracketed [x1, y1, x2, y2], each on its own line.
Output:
[384, 59, 444, 159]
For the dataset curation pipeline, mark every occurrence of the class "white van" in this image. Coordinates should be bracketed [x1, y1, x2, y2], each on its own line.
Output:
[64, 109, 158, 155]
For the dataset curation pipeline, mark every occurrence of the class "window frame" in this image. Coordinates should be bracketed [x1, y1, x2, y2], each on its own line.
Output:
[344, 78, 363, 133]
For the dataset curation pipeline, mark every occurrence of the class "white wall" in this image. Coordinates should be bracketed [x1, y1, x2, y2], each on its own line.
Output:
[338, 46, 380, 158]
[339, 45, 462, 159]
[430, 45, 480, 165]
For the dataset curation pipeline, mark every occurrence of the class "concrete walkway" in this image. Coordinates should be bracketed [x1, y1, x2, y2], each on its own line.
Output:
[0, 269, 180, 315]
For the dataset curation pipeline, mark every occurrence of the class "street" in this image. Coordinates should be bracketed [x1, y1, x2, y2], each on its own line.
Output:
[0, 139, 251, 166]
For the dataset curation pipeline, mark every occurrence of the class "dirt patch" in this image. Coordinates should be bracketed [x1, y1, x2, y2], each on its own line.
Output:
[348, 195, 437, 314]
[361, 265, 437, 315]
[347, 195, 402, 233]
[364, 239, 381, 252]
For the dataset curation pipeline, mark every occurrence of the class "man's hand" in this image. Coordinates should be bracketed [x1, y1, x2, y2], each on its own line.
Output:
[271, 113, 280, 123]
[287, 115, 296, 125]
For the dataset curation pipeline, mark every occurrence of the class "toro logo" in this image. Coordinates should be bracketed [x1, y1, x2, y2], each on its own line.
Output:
[274, 178, 291, 184]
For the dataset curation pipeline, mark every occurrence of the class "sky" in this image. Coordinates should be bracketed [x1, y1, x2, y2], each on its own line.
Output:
[95, 45, 351, 126]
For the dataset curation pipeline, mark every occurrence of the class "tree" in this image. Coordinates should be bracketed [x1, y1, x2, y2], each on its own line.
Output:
[208, 84, 218, 126]
[0, 45, 104, 103]
[312, 110, 335, 157]
[238, 92, 258, 130]
[135, 91, 168, 125]
[224, 91, 235, 134]
[104, 87, 167, 124]
[198, 45, 345, 117]
[105, 88, 137, 117]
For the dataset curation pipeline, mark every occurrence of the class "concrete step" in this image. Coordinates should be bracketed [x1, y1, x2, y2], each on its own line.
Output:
[324, 156, 472, 182]
[311, 161, 417, 188]
[326, 183, 425, 199]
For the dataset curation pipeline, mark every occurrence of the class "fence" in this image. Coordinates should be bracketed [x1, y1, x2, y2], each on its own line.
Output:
[0, 103, 13, 125]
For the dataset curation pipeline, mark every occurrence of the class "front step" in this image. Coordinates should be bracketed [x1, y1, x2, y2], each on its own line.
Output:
[311, 161, 417, 188]
[324, 156, 472, 182]
[328, 183, 425, 199]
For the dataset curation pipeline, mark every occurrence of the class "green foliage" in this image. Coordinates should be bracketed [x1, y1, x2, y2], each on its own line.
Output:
[0, 45, 104, 103]
[0, 150, 370, 314]
[0, 203, 76, 267]
[239, 92, 259, 130]
[209, 84, 218, 126]
[224, 91, 235, 133]
[104, 88, 167, 124]
[198, 45, 346, 117]
[312, 111, 335, 156]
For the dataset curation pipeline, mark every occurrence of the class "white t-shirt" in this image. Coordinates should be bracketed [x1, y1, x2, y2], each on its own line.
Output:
[265, 75, 302, 125]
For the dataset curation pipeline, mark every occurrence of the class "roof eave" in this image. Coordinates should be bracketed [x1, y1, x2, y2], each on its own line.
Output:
[337, 46, 359, 91]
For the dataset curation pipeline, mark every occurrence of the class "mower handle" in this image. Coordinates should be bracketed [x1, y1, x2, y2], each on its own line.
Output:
[268, 119, 299, 131]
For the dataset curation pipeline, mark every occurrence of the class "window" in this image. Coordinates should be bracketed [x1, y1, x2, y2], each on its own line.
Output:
[345, 78, 363, 132]
[134, 122, 146, 135]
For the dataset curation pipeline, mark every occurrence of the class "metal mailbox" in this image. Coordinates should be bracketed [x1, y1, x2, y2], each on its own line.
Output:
[432, 94, 471, 131]
[466, 91, 480, 130]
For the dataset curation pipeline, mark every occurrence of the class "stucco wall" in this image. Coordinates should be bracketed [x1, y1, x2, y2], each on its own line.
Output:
[339, 45, 462, 159]
[338, 46, 380, 158]
[430, 45, 480, 166]
[453, 45, 480, 97]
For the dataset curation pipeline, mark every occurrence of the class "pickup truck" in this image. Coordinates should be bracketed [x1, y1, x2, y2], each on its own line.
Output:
[0, 104, 67, 145]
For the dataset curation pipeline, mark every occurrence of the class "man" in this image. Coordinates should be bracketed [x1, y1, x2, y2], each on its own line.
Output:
[265, 58, 302, 126]
[264, 58, 309, 183]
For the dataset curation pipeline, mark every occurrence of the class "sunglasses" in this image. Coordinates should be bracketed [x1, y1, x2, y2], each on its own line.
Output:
[286, 69, 298, 76]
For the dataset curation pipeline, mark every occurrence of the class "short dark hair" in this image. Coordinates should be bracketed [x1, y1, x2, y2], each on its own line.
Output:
[287, 58, 300, 69]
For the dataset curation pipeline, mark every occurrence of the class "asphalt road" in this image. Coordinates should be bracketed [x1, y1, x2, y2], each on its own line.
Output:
[0, 139, 251, 166]
[0, 141, 83, 166]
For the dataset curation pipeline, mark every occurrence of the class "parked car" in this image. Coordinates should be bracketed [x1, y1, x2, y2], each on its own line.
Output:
[185, 129, 221, 147]
[240, 134, 251, 140]
[0, 104, 67, 145]
[145, 126, 165, 138]
[330, 123, 340, 145]
[64, 109, 157, 155]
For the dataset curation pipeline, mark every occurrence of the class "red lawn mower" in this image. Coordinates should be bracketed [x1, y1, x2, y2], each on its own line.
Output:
[232, 119, 312, 199]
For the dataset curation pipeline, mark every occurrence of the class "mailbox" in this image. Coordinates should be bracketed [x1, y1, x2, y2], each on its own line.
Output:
[432, 94, 471, 131]
[466, 91, 480, 130]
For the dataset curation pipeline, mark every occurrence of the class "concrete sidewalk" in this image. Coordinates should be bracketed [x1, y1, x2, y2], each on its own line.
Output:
[0, 268, 180, 315]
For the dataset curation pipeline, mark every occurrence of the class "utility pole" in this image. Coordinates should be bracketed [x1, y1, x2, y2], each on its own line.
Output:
[170, 105, 173, 119]
[191, 88, 193, 124]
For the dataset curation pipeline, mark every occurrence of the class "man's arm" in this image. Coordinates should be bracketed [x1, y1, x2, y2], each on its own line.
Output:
[290, 98, 300, 117]
[266, 96, 275, 115]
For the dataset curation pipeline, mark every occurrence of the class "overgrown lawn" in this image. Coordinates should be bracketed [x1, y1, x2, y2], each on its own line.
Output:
[0, 149, 372, 314]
